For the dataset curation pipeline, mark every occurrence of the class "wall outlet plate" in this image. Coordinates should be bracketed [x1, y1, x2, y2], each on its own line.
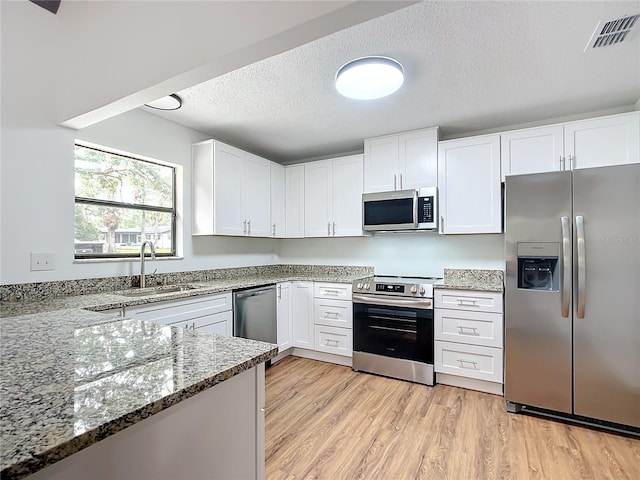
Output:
[30, 253, 55, 271]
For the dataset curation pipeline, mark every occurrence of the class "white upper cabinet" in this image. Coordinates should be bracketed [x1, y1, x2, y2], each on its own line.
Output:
[438, 134, 502, 234]
[285, 165, 305, 238]
[364, 127, 438, 193]
[501, 112, 640, 179]
[192, 140, 271, 237]
[500, 125, 564, 181]
[564, 112, 639, 170]
[270, 162, 285, 238]
[304, 154, 363, 237]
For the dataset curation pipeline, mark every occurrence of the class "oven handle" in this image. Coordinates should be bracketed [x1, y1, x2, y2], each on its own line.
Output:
[369, 325, 416, 334]
[352, 294, 432, 309]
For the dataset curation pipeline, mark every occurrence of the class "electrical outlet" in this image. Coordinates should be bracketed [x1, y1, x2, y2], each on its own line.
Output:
[30, 253, 55, 271]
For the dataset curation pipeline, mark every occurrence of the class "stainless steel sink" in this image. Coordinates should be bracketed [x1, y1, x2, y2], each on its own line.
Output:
[118, 285, 200, 297]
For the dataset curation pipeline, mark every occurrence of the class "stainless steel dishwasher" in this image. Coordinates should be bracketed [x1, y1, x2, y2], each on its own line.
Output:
[233, 285, 277, 344]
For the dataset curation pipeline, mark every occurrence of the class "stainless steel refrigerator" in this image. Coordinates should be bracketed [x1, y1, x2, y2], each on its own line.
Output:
[504, 163, 639, 430]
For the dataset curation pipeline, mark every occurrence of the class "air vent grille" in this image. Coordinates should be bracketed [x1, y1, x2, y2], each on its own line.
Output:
[585, 14, 640, 50]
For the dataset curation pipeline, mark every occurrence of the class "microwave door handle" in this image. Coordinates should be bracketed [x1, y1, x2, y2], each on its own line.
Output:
[413, 190, 419, 227]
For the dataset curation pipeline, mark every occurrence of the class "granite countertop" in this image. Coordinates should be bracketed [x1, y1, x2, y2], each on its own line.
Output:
[0, 309, 278, 480]
[0, 267, 368, 479]
[436, 268, 504, 293]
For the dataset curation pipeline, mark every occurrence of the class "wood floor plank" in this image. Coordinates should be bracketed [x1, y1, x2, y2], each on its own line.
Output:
[265, 357, 640, 480]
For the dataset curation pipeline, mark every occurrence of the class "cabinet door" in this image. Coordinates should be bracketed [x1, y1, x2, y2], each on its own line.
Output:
[565, 112, 640, 170]
[213, 142, 245, 235]
[399, 128, 438, 189]
[291, 282, 314, 348]
[501, 125, 564, 180]
[285, 165, 305, 238]
[270, 163, 285, 237]
[194, 310, 233, 336]
[437, 135, 502, 234]
[363, 135, 399, 193]
[276, 282, 292, 350]
[244, 153, 271, 237]
[304, 160, 332, 237]
[332, 154, 363, 236]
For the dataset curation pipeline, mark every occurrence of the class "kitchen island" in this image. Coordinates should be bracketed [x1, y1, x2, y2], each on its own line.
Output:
[0, 307, 277, 480]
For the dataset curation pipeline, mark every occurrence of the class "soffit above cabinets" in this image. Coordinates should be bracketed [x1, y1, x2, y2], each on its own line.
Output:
[145, 1, 640, 164]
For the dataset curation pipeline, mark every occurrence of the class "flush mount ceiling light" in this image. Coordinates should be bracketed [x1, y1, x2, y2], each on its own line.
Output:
[335, 56, 404, 100]
[144, 94, 182, 110]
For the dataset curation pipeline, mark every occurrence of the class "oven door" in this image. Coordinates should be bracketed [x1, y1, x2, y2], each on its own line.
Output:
[353, 295, 434, 364]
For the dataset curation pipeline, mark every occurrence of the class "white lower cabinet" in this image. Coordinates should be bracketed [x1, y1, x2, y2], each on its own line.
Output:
[291, 281, 314, 349]
[314, 324, 352, 356]
[276, 282, 292, 350]
[434, 288, 504, 395]
[124, 292, 233, 336]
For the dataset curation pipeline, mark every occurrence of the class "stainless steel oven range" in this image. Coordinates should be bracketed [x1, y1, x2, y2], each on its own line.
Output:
[352, 276, 441, 385]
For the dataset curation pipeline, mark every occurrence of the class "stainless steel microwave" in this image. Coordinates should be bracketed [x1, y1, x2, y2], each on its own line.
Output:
[362, 187, 438, 232]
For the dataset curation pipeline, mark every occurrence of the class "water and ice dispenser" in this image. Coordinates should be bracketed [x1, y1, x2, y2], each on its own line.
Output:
[517, 243, 559, 291]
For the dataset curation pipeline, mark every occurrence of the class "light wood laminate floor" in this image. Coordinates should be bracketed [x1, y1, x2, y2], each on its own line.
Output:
[265, 356, 640, 480]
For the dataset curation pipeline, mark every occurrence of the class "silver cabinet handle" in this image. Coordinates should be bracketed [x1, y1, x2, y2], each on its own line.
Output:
[272, 223, 276, 237]
[457, 359, 478, 369]
[247, 219, 251, 235]
[332, 221, 336, 236]
[569, 154, 574, 170]
[325, 338, 340, 346]
[327, 222, 331, 236]
[393, 174, 397, 190]
[456, 326, 479, 335]
[277, 284, 282, 300]
[576, 215, 586, 319]
[324, 311, 340, 318]
[457, 299, 478, 306]
[561, 216, 571, 318]
[560, 155, 565, 171]
[243, 219, 247, 235]
[324, 289, 340, 296]
[440, 215, 445, 234]
[399, 173, 403, 189]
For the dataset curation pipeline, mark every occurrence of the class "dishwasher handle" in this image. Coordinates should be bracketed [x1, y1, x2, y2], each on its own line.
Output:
[234, 285, 276, 300]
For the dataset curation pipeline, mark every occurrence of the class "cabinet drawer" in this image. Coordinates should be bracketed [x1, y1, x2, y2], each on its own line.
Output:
[314, 325, 352, 357]
[435, 309, 503, 348]
[435, 341, 503, 383]
[314, 283, 352, 300]
[314, 298, 352, 328]
[125, 292, 232, 325]
[434, 289, 503, 313]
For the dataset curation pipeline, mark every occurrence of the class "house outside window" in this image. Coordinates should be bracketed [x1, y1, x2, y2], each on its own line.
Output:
[74, 143, 176, 259]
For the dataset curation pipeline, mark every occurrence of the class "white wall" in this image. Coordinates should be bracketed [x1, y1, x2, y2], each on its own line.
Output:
[281, 234, 504, 278]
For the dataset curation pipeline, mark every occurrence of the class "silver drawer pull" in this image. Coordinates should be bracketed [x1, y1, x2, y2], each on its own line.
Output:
[457, 299, 479, 306]
[457, 325, 479, 335]
[325, 338, 340, 346]
[457, 358, 478, 369]
[324, 290, 340, 296]
[324, 311, 340, 318]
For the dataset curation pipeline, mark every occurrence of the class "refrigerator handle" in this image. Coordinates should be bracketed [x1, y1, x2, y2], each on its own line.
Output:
[560, 216, 571, 318]
[576, 215, 586, 319]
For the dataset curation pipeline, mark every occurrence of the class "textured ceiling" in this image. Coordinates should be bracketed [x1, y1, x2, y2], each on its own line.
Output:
[146, 1, 640, 163]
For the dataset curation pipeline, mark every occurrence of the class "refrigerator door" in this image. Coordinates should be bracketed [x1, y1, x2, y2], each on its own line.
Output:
[572, 164, 640, 427]
[505, 171, 573, 413]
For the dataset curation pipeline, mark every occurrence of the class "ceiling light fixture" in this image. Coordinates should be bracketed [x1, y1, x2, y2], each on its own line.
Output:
[144, 94, 183, 110]
[335, 56, 404, 100]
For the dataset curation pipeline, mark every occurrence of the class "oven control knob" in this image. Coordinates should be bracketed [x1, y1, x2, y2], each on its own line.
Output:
[364, 283, 371, 290]
[356, 283, 363, 290]
[419, 286, 426, 296]
[410, 286, 417, 294]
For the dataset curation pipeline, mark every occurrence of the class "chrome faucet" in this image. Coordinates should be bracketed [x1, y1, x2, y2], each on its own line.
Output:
[139, 240, 156, 288]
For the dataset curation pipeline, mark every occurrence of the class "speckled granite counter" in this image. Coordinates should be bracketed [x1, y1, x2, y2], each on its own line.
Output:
[436, 268, 504, 292]
[0, 309, 277, 480]
[0, 264, 372, 479]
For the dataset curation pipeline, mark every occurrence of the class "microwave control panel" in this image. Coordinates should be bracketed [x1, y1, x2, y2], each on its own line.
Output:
[418, 196, 434, 223]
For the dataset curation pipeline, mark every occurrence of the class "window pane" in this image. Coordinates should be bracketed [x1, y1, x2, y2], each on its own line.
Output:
[75, 204, 173, 255]
[74, 145, 173, 208]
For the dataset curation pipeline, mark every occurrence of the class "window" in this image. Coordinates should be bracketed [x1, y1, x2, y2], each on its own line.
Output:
[74, 143, 176, 259]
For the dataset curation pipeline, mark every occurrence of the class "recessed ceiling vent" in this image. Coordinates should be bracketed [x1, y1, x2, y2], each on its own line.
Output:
[585, 14, 640, 51]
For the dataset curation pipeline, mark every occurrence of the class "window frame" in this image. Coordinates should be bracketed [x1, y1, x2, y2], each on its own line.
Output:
[74, 143, 177, 260]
